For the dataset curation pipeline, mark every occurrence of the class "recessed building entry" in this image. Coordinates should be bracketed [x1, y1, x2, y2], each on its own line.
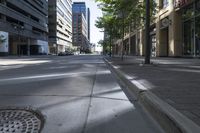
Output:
[130, 35, 136, 55]
[183, 20, 195, 56]
[17, 45, 27, 56]
[160, 27, 169, 56]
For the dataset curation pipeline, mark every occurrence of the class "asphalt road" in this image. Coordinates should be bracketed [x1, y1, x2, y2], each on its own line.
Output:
[0, 55, 164, 133]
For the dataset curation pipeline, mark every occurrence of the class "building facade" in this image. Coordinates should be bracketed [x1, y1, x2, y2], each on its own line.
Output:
[72, 2, 90, 52]
[154, 0, 199, 57]
[113, 0, 200, 58]
[48, 0, 73, 54]
[0, 0, 48, 56]
[72, 13, 88, 52]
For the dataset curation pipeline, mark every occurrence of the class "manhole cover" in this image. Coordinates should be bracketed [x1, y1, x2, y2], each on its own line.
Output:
[0, 109, 44, 133]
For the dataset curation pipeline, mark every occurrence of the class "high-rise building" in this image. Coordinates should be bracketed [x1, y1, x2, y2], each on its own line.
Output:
[72, 13, 88, 51]
[72, 2, 86, 18]
[72, 2, 90, 52]
[48, 0, 73, 54]
[0, 0, 48, 56]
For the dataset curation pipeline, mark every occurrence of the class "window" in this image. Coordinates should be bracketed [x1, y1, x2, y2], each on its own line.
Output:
[162, 0, 169, 8]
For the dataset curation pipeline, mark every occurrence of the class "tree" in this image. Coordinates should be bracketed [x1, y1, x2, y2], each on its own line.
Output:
[95, 0, 157, 61]
[95, 12, 120, 57]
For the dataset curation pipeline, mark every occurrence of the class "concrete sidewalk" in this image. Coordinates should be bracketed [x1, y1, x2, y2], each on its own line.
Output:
[104, 56, 200, 133]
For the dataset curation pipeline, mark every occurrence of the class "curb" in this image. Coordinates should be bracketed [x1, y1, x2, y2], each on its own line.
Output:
[104, 58, 200, 133]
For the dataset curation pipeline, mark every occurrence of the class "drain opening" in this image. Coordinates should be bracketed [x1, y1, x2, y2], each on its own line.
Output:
[0, 109, 43, 133]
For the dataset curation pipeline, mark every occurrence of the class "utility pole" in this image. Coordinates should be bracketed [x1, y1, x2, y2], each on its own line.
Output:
[145, 0, 151, 64]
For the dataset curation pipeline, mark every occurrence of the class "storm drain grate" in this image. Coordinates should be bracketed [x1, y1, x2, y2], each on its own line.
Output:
[0, 109, 43, 133]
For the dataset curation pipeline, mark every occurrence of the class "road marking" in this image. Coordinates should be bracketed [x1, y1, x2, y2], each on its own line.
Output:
[0, 72, 91, 82]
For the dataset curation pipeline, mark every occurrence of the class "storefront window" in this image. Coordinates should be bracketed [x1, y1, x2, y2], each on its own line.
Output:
[183, 1, 200, 56]
[195, 16, 200, 55]
[183, 21, 194, 55]
[182, 5, 194, 20]
[162, 0, 169, 8]
[195, 0, 200, 15]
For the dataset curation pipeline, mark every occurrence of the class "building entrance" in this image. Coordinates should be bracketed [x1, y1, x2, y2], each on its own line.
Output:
[160, 27, 169, 56]
[195, 16, 200, 56]
[183, 20, 195, 56]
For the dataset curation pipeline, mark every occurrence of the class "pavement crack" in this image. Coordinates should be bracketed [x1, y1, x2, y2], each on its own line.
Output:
[92, 95, 129, 101]
[81, 64, 98, 133]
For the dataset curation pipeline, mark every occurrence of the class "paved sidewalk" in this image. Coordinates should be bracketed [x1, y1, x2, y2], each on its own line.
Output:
[105, 56, 200, 130]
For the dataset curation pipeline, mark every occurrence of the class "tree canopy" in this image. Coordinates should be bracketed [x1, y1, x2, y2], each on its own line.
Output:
[95, 0, 157, 56]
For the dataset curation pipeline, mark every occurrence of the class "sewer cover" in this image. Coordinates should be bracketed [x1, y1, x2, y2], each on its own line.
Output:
[0, 109, 43, 133]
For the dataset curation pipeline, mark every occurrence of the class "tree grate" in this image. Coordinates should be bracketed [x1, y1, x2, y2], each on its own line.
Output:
[0, 109, 43, 133]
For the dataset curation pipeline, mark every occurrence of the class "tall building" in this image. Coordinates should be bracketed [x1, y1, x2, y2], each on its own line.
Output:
[48, 0, 73, 54]
[0, 0, 48, 56]
[72, 2, 86, 18]
[72, 12, 88, 51]
[72, 2, 90, 52]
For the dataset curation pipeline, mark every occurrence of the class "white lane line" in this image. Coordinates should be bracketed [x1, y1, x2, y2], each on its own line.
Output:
[0, 72, 91, 82]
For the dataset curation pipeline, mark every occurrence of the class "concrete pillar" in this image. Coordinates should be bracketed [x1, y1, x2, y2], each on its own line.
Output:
[27, 38, 30, 56]
[169, 11, 182, 56]
[156, 0, 183, 57]
[139, 29, 145, 56]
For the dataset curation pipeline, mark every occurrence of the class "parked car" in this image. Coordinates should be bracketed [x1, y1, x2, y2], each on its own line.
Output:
[58, 52, 67, 56]
[58, 51, 74, 56]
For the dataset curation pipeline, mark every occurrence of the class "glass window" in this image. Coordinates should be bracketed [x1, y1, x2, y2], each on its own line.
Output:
[162, 0, 169, 8]
[195, 16, 200, 55]
[183, 20, 195, 55]
[182, 4, 194, 20]
[195, 0, 200, 15]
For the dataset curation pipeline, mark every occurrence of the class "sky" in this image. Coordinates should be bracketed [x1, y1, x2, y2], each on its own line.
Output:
[72, 0, 103, 44]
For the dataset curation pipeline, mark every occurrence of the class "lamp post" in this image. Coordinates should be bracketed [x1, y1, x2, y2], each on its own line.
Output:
[144, 0, 151, 64]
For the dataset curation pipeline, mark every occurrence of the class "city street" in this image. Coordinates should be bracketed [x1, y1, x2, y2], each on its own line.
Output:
[0, 55, 163, 133]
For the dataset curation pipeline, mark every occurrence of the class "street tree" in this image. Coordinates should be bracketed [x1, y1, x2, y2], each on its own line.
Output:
[95, 11, 120, 57]
[95, 0, 157, 62]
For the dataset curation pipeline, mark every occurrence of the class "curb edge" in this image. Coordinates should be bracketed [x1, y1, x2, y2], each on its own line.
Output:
[104, 57, 200, 133]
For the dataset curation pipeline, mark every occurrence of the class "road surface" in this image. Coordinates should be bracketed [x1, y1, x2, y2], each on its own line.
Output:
[0, 55, 164, 133]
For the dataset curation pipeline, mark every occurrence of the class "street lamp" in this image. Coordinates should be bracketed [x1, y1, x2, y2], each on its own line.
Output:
[145, 0, 151, 64]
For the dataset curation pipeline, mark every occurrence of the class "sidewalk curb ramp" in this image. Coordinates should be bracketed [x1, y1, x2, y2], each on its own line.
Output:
[104, 58, 200, 133]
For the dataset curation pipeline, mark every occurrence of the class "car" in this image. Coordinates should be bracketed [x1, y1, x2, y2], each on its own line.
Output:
[58, 52, 67, 56]
[58, 51, 74, 56]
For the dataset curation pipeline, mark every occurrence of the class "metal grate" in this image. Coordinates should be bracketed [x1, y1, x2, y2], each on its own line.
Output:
[0, 109, 43, 133]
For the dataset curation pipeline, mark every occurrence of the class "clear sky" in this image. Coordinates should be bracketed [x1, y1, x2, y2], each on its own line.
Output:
[72, 0, 103, 44]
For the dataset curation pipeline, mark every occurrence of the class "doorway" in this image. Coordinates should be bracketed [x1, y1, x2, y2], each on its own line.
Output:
[195, 16, 200, 56]
[160, 27, 169, 56]
[183, 20, 195, 56]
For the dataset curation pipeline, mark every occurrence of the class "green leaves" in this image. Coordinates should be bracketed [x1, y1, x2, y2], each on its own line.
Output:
[95, 0, 157, 32]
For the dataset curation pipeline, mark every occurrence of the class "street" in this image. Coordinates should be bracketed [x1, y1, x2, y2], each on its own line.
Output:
[0, 55, 163, 133]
